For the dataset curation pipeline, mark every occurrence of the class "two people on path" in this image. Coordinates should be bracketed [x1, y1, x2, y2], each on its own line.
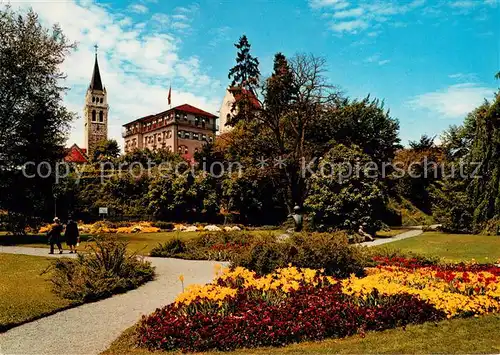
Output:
[47, 216, 80, 254]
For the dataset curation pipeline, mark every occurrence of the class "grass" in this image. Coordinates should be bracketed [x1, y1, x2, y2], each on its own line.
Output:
[0, 230, 281, 255]
[376, 232, 500, 263]
[102, 315, 500, 354]
[0, 253, 76, 331]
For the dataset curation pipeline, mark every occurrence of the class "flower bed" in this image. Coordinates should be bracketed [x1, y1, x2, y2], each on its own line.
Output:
[136, 261, 500, 353]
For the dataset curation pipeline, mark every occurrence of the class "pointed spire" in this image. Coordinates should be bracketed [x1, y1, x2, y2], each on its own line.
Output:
[89, 45, 103, 91]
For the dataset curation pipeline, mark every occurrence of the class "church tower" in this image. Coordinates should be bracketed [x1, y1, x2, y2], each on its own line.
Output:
[84, 47, 108, 158]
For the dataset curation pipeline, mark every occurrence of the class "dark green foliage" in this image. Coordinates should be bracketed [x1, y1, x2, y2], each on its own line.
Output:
[0, 7, 75, 232]
[291, 232, 366, 278]
[467, 94, 500, 232]
[228, 35, 260, 91]
[51, 236, 155, 302]
[150, 231, 256, 261]
[92, 139, 120, 161]
[307, 96, 401, 165]
[150, 238, 187, 257]
[232, 231, 367, 278]
[231, 237, 291, 275]
[305, 144, 386, 235]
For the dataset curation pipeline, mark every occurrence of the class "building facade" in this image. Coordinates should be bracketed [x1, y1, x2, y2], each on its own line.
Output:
[122, 104, 217, 158]
[84, 52, 108, 158]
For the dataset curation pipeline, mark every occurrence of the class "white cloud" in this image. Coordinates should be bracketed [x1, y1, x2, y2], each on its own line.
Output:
[450, 0, 476, 8]
[364, 54, 390, 65]
[409, 83, 494, 118]
[309, 0, 350, 9]
[11, 1, 221, 149]
[312, 0, 496, 36]
[128, 4, 149, 14]
[448, 73, 478, 82]
[332, 7, 364, 18]
[331, 19, 368, 33]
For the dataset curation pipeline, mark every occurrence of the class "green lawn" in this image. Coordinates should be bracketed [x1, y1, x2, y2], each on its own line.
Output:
[376, 232, 500, 263]
[103, 315, 500, 354]
[0, 253, 76, 331]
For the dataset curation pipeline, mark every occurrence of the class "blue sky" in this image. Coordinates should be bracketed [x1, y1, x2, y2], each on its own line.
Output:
[9, 0, 500, 148]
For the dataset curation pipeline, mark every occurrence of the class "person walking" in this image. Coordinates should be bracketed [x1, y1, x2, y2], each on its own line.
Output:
[47, 217, 64, 254]
[65, 216, 80, 254]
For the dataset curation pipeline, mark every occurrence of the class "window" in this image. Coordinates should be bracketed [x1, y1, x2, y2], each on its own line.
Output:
[92, 110, 96, 122]
[166, 130, 172, 138]
[100, 98, 103, 103]
[202, 134, 206, 141]
[209, 136, 213, 143]
[184, 148, 188, 154]
[195, 117, 200, 126]
[92, 97, 95, 103]
[177, 130, 183, 138]
[178, 146, 182, 153]
[193, 132, 199, 140]
[99, 111, 103, 122]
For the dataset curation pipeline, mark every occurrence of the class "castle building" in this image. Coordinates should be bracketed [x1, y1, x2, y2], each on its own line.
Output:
[122, 104, 217, 160]
[84, 50, 109, 158]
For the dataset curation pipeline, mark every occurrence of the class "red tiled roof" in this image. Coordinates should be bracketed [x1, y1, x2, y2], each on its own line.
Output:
[123, 104, 217, 128]
[228, 87, 261, 109]
[64, 144, 89, 164]
[174, 104, 218, 118]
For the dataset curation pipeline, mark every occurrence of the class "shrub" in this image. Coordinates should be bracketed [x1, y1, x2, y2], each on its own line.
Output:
[150, 231, 257, 261]
[231, 231, 367, 278]
[150, 238, 187, 257]
[231, 240, 292, 275]
[51, 236, 155, 302]
[292, 232, 366, 278]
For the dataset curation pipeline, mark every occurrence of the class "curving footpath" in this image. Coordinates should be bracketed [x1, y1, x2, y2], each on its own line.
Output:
[0, 246, 225, 355]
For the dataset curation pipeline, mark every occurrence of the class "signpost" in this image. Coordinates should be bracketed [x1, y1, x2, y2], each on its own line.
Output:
[99, 207, 108, 220]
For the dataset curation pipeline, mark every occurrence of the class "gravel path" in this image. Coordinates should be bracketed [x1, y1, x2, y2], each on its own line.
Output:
[0, 246, 225, 355]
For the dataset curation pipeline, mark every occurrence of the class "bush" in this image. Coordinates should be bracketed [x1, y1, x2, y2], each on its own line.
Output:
[231, 239, 292, 275]
[232, 231, 367, 278]
[150, 231, 257, 261]
[292, 232, 366, 278]
[150, 238, 187, 257]
[51, 236, 155, 302]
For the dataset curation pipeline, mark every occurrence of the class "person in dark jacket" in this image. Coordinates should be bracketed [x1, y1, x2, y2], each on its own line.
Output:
[65, 216, 79, 254]
[47, 217, 64, 254]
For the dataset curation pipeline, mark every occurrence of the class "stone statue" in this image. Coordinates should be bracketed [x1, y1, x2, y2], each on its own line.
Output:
[289, 205, 303, 232]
